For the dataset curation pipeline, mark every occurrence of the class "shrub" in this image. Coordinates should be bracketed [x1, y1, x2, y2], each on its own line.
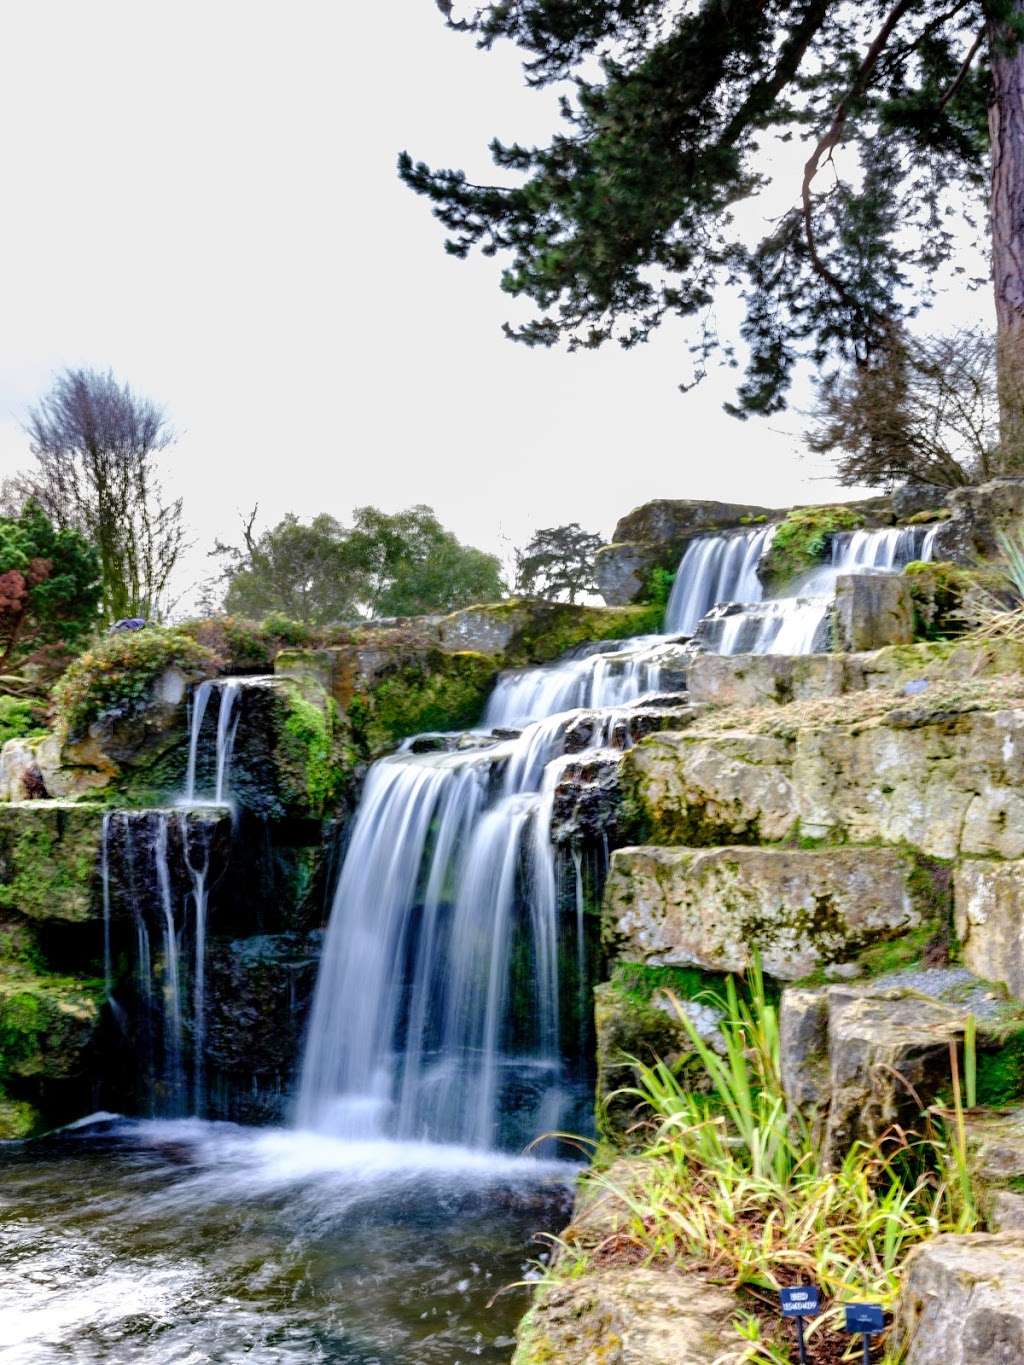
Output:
[0, 697, 47, 747]
[53, 627, 217, 734]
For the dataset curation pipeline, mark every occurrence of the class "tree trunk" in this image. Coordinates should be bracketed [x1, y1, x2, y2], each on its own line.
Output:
[988, 4, 1024, 474]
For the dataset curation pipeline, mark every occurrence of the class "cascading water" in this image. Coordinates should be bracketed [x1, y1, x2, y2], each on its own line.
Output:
[101, 678, 242, 1115]
[296, 645, 692, 1150]
[685, 522, 941, 656]
[665, 523, 775, 634]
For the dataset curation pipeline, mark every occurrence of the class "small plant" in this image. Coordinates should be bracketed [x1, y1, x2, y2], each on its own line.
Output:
[760, 506, 864, 589]
[569, 963, 977, 1362]
[958, 527, 1024, 643]
[0, 697, 47, 747]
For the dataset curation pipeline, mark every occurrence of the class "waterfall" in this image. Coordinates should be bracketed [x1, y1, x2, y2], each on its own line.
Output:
[183, 679, 242, 805]
[679, 522, 940, 657]
[481, 634, 686, 729]
[101, 809, 219, 1116]
[295, 687, 672, 1150]
[664, 524, 775, 634]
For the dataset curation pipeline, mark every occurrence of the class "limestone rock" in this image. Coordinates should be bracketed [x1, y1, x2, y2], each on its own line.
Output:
[955, 860, 1024, 1000]
[929, 477, 1024, 563]
[596, 541, 668, 605]
[781, 971, 1008, 1165]
[624, 704, 1024, 859]
[832, 571, 914, 652]
[604, 846, 931, 980]
[512, 1267, 745, 1364]
[611, 499, 780, 546]
[687, 653, 856, 707]
[895, 1232, 1024, 1363]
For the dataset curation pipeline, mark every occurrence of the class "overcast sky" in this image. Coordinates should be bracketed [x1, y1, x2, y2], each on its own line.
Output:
[0, 1, 991, 609]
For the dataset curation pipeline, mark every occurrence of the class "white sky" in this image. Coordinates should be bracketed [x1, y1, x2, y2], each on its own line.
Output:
[0, 1, 993, 609]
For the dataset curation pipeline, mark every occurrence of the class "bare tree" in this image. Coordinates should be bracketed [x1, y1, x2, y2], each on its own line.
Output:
[807, 327, 1000, 492]
[14, 368, 188, 621]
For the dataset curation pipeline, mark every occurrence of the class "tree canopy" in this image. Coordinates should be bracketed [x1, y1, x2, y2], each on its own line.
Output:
[515, 522, 602, 601]
[402, 2, 1024, 467]
[213, 504, 506, 624]
[0, 501, 102, 680]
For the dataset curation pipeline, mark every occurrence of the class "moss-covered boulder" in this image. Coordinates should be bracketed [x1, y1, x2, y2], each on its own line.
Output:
[345, 649, 498, 754]
[209, 676, 351, 819]
[0, 961, 103, 1135]
[759, 504, 866, 590]
[780, 969, 1024, 1166]
[0, 802, 104, 922]
[906, 560, 1012, 638]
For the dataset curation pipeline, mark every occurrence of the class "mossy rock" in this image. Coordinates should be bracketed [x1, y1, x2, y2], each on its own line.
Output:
[347, 649, 499, 754]
[0, 965, 103, 1083]
[760, 504, 866, 590]
[0, 803, 105, 922]
[223, 676, 354, 819]
[905, 560, 1011, 639]
[594, 962, 724, 1141]
[500, 602, 664, 666]
[0, 1085, 38, 1139]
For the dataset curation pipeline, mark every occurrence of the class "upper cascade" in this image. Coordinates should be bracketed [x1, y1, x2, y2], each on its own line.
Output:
[665, 524, 775, 635]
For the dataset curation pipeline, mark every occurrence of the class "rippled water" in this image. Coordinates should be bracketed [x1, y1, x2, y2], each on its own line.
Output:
[0, 1116, 576, 1364]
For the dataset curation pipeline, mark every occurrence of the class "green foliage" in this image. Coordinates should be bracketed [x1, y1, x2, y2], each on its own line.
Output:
[644, 565, 675, 616]
[581, 964, 976, 1358]
[905, 560, 1007, 639]
[760, 505, 864, 588]
[0, 698, 46, 747]
[514, 522, 602, 602]
[53, 627, 216, 735]
[219, 513, 361, 626]
[345, 504, 506, 617]
[403, 3, 995, 421]
[214, 505, 506, 624]
[0, 500, 101, 677]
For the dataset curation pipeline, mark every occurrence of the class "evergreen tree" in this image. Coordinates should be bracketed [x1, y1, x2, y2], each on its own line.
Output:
[515, 522, 602, 601]
[402, 2, 1024, 471]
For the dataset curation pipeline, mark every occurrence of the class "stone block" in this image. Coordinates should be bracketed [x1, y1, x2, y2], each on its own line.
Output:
[604, 846, 931, 980]
[895, 1232, 1024, 1363]
[833, 571, 914, 652]
[955, 859, 1024, 1000]
[512, 1267, 745, 1364]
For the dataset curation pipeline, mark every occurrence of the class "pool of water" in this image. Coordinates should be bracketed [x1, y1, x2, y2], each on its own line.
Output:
[0, 1116, 576, 1364]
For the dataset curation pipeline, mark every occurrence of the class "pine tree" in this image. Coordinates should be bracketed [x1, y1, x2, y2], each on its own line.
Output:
[402, 2, 1024, 472]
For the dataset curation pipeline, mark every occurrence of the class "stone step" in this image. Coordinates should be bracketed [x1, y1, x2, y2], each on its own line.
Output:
[604, 844, 941, 981]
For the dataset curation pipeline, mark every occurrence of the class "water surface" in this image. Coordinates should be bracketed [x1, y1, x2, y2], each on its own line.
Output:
[0, 1117, 575, 1364]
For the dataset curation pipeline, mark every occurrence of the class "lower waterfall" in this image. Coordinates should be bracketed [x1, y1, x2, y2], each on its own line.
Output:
[294, 681, 676, 1149]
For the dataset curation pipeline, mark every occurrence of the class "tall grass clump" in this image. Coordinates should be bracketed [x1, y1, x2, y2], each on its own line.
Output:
[579, 963, 977, 1362]
[961, 526, 1024, 642]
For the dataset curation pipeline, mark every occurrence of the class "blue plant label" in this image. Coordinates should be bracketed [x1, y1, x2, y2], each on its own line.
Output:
[844, 1303, 885, 1334]
[780, 1286, 821, 1318]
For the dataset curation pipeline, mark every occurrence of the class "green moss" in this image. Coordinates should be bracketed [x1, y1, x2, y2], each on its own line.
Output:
[278, 686, 343, 815]
[608, 961, 716, 1008]
[760, 505, 865, 589]
[0, 805, 104, 922]
[976, 1023, 1024, 1108]
[501, 601, 664, 666]
[350, 650, 498, 755]
[0, 967, 103, 1083]
[53, 627, 217, 736]
[0, 1086, 38, 1139]
[0, 697, 47, 748]
[644, 566, 676, 616]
